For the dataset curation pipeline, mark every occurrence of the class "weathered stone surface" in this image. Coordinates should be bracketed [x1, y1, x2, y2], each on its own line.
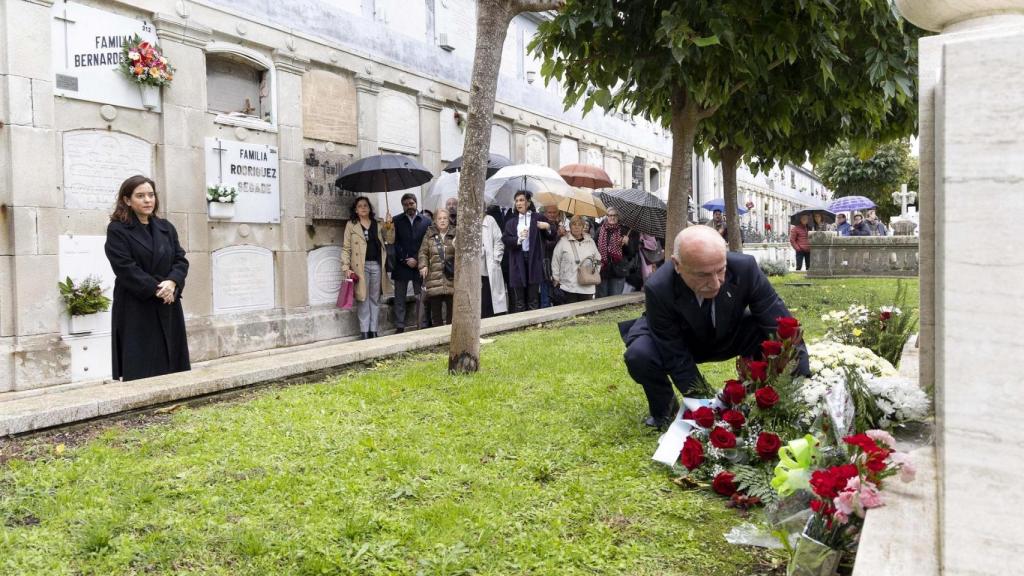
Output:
[302, 70, 357, 144]
[807, 233, 919, 278]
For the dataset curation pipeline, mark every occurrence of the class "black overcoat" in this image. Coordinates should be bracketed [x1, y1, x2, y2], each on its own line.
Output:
[391, 212, 432, 282]
[105, 214, 190, 381]
[502, 211, 555, 288]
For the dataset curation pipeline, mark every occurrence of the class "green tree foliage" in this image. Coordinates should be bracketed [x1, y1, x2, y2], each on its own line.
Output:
[814, 140, 916, 221]
[532, 1, 921, 242]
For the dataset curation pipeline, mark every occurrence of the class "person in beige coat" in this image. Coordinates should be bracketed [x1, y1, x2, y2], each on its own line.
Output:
[418, 209, 457, 326]
[552, 215, 602, 303]
[341, 196, 394, 339]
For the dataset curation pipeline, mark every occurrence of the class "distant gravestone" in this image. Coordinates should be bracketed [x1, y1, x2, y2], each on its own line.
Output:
[307, 246, 343, 306]
[585, 147, 602, 167]
[204, 137, 280, 224]
[525, 130, 547, 166]
[63, 130, 153, 210]
[632, 156, 646, 190]
[377, 89, 419, 154]
[559, 137, 579, 168]
[440, 106, 465, 162]
[302, 70, 357, 144]
[304, 149, 357, 220]
[490, 124, 511, 158]
[212, 246, 275, 314]
[604, 155, 623, 187]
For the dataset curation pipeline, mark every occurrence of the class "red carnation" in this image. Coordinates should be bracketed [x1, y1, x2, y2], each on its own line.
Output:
[680, 437, 704, 470]
[721, 380, 746, 405]
[709, 426, 737, 449]
[761, 340, 783, 357]
[692, 406, 715, 428]
[722, 409, 745, 431]
[747, 360, 769, 383]
[754, 386, 780, 409]
[777, 316, 800, 340]
[810, 464, 859, 499]
[843, 434, 885, 455]
[755, 432, 782, 461]
[880, 311, 893, 321]
[712, 471, 738, 496]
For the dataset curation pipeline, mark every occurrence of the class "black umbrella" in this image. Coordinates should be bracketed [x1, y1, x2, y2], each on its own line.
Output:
[336, 154, 434, 213]
[594, 188, 668, 238]
[790, 209, 836, 226]
[443, 153, 512, 178]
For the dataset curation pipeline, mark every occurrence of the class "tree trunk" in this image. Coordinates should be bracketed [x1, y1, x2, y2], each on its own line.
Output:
[666, 93, 700, 244]
[448, 0, 563, 374]
[720, 146, 743, 253]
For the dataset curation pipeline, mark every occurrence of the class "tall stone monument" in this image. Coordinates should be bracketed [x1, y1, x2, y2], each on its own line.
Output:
[896, 1, 1024, 572]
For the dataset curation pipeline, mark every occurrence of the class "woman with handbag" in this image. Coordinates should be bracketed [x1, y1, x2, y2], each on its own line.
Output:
[341, 196, 394, 339]
[551, 215, 602, 303]
[593, 208, 639, 298]
[418, 208, 457, 326]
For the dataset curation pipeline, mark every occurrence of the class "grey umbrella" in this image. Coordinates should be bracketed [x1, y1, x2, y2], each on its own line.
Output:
[336, 154, 434, 213]
[594, 188, 668, 238]
[443, 153, 512, 178]
[790, 209, 836, 226]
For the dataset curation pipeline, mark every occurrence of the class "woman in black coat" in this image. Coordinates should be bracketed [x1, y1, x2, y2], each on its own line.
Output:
[502, 190, 555, 312]
[104, 175, 190, 381]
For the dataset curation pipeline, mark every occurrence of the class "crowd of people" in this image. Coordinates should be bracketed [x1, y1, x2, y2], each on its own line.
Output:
[336, 190, 669, 339]
[788, 209, 890, 271]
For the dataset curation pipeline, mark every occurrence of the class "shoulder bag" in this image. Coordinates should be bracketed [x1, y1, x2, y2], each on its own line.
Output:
[434, 233, 455, 280]
[570, 241, 602, 286]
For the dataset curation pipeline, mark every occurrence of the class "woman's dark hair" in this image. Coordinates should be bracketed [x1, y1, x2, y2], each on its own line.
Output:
[111, 175, 159, 223]
[514, 190, 536, 213]
[350, 195, 376, 221]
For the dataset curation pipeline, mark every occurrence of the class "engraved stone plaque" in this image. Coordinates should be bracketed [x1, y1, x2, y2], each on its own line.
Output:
[305, 149, 358, 220]
[212, 246, 275, 314]
[63, 131, 153, 210]
[525, 130, 547, 166]
[302, 70, 357, 144]
[307, 246, 343, 306]
[377, 89, 419, 154]
[559, 137, 579, 168]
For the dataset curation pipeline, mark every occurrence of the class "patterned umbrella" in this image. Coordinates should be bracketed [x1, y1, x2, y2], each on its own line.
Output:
[828, 195, 876, 212]
[443, 153, 512, 178]
[701, 198, 749, 214]
[558, 163, 614, 189]
[336, 154, 433, 213]
[594, 188, 667, 238]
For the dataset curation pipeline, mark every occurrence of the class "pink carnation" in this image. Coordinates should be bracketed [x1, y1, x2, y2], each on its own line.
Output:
[889, 451, 917, 483]
[866, 429, 897, 449]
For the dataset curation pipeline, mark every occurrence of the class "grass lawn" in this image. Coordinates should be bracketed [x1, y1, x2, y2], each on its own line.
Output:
[0, 276, 918, 576]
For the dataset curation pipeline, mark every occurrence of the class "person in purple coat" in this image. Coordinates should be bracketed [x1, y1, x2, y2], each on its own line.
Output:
[502, 190, 556, 312]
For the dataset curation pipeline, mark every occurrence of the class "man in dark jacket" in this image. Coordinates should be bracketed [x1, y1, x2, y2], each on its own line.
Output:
[391, 193, 431, 332]
[502, 191, 556, 312]
[620, 226, 810, 429]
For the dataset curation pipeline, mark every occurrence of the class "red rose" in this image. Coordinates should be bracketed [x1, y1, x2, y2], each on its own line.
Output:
[721, 380, 746, 405]
[712, 471, 738, 496]
[880, 311, 892, 321]
[747, 360, 769, 383]
[722, 409, 745, 431]
[755, 432, 782, 461]
[709, 426, 737, 449]
[761, 340, 783, 357]
[682, 409, 693, 421]
[692, 406, 715, 428]
[810, 464, 859, 499]
[754, 386, 780, 409]
[680, 437, 704, 470]
[776, 316, 800, 340]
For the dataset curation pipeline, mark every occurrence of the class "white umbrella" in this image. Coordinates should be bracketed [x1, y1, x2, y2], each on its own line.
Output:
[425, 170, 460, 213]
[484, 164, 575, 208]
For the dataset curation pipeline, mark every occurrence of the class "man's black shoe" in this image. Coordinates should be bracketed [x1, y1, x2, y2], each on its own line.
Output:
[395, 327, 405, 334]
[642, 415, 672, 429]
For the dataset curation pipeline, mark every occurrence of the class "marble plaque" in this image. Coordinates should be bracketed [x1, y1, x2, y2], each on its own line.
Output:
[525, 130, 547, 166]
[63, 131, 153, 210]
[204, 138, 281, 224]
[440, 106, 465, 162]
[212, 246, 275, 314]
[377, 89, 419, 154]
[604, 156, 623, 188]
[490, 124, 511, 158]
[559, 137, 579, 168]
[305, 149, 358, 220]
[632, 156, 646, 190]
[51, 2, 161, 111]
[307, 246, 343, 306]
[302, 70, 357, 144]
[585, 147, 603, 167]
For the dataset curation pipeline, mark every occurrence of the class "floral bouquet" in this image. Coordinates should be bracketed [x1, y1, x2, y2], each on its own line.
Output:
[206, 183, 238, 203]
[820, 282, 917, 367]
[119, 35, 175, 87]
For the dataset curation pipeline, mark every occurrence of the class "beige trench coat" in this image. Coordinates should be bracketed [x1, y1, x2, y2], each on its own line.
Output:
[341, 218, 395, 302]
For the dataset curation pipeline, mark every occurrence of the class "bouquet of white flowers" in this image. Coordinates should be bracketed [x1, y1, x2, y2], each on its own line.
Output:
[206, 183, 237, 203]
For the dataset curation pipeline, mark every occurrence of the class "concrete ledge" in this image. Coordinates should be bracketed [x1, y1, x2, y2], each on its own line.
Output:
[0, 294, 642, 436]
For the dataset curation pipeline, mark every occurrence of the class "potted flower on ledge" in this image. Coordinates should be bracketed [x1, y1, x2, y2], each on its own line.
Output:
[119, 34, 174, 110]
[58, 275, 112, 335]
[207, 183, 238, 219]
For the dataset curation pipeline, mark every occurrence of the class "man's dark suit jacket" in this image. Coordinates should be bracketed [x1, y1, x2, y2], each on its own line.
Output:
[391, 212, 432, 282]
[622, 252, 805, 387]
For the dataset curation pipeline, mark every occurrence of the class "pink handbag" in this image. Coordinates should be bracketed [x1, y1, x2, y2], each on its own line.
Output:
[336, 277, 356, 309]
